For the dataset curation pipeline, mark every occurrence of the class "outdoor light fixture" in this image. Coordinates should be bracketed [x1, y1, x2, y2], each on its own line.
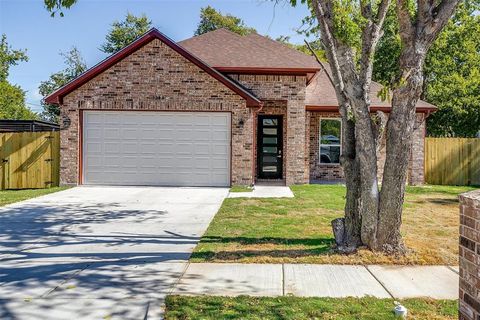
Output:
[62, 116, 71, 129]
[239, 119, 245, 127]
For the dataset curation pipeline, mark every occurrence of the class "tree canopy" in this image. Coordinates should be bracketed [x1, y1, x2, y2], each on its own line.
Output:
[195, 6, 256, 36]
[0, 34, 36, 120]
[101, 13, 152, 54]
[44, 0, 77, 17]
[39, 47, 86, 122]
[423, 2, 480, 137]
[0, 34, 28, 82]
[372, 1, 480, 137]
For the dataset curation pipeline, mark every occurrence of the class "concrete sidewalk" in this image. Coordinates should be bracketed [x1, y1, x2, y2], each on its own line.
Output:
[172, 263, 458, 299]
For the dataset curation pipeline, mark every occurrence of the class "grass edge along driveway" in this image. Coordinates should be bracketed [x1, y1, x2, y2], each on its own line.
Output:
[0, 187, 69, 207]
[192, 184, 476, 265]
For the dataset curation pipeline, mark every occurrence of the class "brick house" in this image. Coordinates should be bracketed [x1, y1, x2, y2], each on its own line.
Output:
[45, 28, 436, 187]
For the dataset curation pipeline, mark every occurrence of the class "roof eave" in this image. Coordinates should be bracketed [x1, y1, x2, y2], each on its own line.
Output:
[214, 66, 321, 75]
[306, 105, 438, 113]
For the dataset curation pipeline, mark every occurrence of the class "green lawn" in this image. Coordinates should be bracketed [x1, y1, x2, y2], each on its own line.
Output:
[165, 296, 458, 320]
[192, 184, 477, 265]
[0, 187, 69, 207]
[230, 185, 254, 192]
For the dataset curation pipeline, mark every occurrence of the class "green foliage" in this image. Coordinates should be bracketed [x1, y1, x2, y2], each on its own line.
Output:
[373, 6, 401, 86]
[373, 1, 480, 137]
[0, 81, 37, 120]
[100, 13, 152, 54]
[331, 0, 365, 48]
[0, 34, 35, 120]
[39, 47, 86, 122]
[276, 36, 327, 61]
[195, 6, 256, 36]
[0, 34, 28, 81]
[43, 0, 77, 17]
[424, 2, 480, 137]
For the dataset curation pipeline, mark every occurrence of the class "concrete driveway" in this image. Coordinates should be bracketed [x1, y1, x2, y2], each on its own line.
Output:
[0, 186, 228, 319]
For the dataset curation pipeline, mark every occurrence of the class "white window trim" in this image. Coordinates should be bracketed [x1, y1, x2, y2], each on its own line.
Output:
[319, 118, 342, 165]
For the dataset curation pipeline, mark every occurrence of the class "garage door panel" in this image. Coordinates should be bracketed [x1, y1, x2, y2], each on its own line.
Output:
[83, 111, 231, 186]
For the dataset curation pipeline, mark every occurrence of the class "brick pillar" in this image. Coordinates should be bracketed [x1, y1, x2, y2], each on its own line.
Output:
[59, 105, 79, 186]
[304, 111, 311, 183]
[408, 113, 426, 185]
[459, 190, 480, 320]
[286, 100, 307, 185]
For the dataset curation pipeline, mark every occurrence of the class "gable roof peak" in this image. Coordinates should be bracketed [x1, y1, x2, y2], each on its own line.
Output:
[44, 28, 261, 107]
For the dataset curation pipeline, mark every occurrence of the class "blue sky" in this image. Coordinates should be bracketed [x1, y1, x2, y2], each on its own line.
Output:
[0, 0, 312, 113]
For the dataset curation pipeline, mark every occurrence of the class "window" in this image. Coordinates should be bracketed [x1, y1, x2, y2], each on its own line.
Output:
[319, 118, 341, 164]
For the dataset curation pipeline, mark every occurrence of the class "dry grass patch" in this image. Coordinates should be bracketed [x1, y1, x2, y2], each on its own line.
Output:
[191, 184, 476, 265]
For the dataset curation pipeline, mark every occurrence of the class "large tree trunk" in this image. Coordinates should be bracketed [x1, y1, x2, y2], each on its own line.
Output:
[376, 46, 426, 252]
[335, 113, 362, 251]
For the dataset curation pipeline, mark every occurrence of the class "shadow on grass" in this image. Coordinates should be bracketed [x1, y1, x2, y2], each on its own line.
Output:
[192, 236, 335, 261]
[409, 197, 459, 206]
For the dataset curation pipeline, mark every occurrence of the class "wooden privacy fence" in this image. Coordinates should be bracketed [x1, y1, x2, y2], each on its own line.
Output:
[0, 132, 60, 190]
[425, 138, 480, 186]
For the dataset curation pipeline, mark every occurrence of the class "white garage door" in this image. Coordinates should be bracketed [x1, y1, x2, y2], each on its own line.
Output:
[82, 111, 231, 186]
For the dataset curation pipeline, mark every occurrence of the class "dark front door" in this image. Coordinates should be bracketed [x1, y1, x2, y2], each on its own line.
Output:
[258, 115, 283, 179]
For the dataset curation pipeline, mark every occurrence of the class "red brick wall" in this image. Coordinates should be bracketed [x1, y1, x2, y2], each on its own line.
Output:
[60, 38, 253, 186]
[408, 113, 426, 185]
[308, 111, 426, 184]
[459, 190, 480, 320]
[228, 74, 308, 185]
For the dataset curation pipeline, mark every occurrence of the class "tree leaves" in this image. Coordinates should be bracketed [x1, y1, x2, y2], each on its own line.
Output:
[0, 35, 35, 120]
[0, 81, 37, 120]
[39, 47, 86, 122]
[0, 34, 28, 82]
[195, 6, 256, 36]
[43, 0, 77, 17]
[100, 13, 152, 54]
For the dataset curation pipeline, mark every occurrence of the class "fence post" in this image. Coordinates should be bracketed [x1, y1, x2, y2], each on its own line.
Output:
[0, 134, 5, 190]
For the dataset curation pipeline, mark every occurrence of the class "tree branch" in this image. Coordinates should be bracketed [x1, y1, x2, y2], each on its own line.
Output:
[304, 39, 338, 93]
[372, 111, 388, 154]
[311, 0, 348, 97]
[425, 0, 461, 43]
[396, 0, 415, 44]
[358, 0, 391, 99]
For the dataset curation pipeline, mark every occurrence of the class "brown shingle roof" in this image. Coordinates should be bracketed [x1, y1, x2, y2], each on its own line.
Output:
[179, 29, 320, 71]
[181, 29, 436, 111]
[306, 62, 436, 111]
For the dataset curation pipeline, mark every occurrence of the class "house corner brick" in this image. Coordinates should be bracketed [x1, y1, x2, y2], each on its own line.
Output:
[408, 113, 426, 185]
[459, 190, 480, 320]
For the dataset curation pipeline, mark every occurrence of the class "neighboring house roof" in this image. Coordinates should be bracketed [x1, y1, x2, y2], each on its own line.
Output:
[44, 28, 262, 107]
[0, 120, 59, 132]
[306, 61, 437, 112]
[179, 29, 320, 74]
